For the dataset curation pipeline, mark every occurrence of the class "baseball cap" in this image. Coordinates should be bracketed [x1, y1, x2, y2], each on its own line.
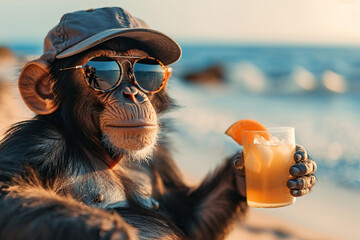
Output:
[40, 7, 182, 65]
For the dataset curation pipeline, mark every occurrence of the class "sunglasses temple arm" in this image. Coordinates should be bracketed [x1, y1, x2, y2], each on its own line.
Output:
[165, 67, 172, 80]
[58, 65, 86, 71]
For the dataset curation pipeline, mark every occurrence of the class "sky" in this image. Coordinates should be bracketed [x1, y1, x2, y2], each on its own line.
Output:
[0, 0, 360, 46]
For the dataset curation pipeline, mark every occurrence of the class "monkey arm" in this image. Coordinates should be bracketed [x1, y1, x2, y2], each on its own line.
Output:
[185, 158, 247, 240]
[150, 145, 189, 192]
[151, 147, 246, 240]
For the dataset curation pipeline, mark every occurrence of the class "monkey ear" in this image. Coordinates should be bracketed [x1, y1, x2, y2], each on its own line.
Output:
[18, 59, 58, 115]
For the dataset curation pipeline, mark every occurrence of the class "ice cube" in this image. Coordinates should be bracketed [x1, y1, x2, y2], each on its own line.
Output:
[253, 135, 269, 145]
[268, 136, 279, 145]
[245, 150, 261, 173]
[256, 145, 274, 167]
[276, 144, 294, 163]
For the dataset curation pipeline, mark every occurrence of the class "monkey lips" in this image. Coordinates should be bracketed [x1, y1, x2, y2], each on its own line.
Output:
[99, 100, 159, 153]
[103, 121, 159, 151]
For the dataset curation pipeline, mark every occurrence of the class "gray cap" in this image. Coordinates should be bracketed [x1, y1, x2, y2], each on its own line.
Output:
[41, 7, 182, 65]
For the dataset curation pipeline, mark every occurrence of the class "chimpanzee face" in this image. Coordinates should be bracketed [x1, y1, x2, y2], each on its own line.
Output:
[73, 48, 161, 161]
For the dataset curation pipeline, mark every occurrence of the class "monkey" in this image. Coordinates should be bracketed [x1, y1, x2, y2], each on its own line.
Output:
[0, 7, 317, 240]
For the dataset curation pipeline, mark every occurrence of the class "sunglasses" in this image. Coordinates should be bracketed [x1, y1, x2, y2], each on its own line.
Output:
[58, 56, 172, 93]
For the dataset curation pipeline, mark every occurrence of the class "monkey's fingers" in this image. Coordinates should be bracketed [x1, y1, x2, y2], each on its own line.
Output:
[287, 175, 316, 190]
[290, 186, 314, 197]
[293, 144, 309, 162]
[289, 159, 317, 177]
[233, 151, 244, 171]
[232, 151, 246, 197]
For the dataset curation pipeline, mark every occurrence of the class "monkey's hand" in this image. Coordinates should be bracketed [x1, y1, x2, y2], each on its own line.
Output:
[287, 144, 317, 197]
[232, 145, 317, 198]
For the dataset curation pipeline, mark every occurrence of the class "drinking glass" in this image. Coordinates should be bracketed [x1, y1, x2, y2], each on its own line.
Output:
[243, 127, 295, 208]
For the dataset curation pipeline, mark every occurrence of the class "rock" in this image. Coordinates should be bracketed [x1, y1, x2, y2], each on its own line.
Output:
[0, 80, 33, 130]
[0, 46, 16, 62]
[184, 64, 225, 85]
[0, 46, 18, 81]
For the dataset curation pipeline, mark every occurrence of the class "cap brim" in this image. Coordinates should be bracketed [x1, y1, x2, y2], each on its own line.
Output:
[56, 28, 182, 65]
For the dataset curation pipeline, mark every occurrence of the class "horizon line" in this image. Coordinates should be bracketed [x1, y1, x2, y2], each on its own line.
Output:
[1, 39, 360, 49]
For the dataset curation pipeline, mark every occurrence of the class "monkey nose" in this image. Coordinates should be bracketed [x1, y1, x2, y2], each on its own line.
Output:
[122, 86, 139, 103]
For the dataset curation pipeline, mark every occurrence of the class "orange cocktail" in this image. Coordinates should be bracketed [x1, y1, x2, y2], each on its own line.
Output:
[243, 127, 295, 208]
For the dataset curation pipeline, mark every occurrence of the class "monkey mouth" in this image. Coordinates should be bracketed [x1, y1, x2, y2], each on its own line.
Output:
[107, 124, 157, 129]
[105, 121, 158, 129]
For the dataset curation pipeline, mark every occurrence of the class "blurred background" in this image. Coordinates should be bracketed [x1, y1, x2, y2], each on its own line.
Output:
[1, 1, 360, 239]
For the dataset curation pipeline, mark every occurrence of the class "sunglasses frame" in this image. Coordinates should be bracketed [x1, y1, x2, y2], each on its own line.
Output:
[58, 55, 172, 94]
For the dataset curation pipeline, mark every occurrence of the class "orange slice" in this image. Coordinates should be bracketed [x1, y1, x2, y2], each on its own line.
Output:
[225, 119, 270, 145]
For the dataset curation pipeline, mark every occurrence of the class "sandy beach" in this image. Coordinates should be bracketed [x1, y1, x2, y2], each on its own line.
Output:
[229, 210, 340, 240]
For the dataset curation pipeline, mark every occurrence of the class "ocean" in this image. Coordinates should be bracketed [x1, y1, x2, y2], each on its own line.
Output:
[4, 43, 360, 191]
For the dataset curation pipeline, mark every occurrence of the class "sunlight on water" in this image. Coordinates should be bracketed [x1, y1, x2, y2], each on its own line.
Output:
[322, 70, 347, 93]
[292, 66, 317, 91]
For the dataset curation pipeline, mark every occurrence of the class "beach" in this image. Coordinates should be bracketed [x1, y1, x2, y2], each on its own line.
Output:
[1, 44, 360, 239]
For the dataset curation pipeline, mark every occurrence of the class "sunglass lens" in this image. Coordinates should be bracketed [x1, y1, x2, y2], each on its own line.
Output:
[86, 57, 120, 91]
[133, 58, 165, 92]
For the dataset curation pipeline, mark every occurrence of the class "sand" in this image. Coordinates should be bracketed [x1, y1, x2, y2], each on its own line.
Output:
[229, 210, 338, 240]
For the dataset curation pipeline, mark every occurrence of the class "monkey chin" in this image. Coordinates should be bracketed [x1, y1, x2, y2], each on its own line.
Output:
[101, 126, 159, 163]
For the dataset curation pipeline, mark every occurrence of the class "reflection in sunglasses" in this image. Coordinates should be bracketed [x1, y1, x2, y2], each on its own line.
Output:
[58, 56, 171, 93]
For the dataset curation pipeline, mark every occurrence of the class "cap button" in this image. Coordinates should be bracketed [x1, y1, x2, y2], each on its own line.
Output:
[86, 9, 94, 12]
[93, 193, 104, 203]
[151, 198, 159, 210]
